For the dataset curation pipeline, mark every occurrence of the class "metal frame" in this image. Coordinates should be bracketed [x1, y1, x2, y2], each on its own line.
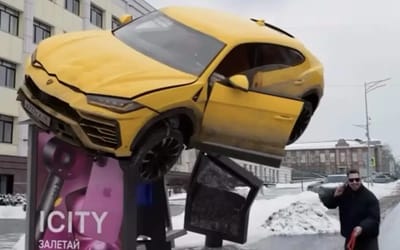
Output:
[184, 151, 263, 246]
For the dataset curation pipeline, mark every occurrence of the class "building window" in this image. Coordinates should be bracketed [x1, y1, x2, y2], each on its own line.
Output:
[0, 114, 13, 143]
[90, 4, 103, 28]
[65, 0, 80, 16]
[330, 153, 335, 162]
[352, 152, 358, 162]
[33, 20, 51, 44]
[0, 174, 14, 193]
[340, 152, 346, 162]
[319, 153, 326, 163]
[0, 4, 19, 36]
[300, 154, 306, 163]
[112, 16, 120, 29]
[0, 59, 16, 88]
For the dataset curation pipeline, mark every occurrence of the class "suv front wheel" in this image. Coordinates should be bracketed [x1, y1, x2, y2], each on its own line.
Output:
[132, 127, 185, 180]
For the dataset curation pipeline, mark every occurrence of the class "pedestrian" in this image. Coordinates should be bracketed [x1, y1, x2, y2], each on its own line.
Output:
[320, 169, 380, 250]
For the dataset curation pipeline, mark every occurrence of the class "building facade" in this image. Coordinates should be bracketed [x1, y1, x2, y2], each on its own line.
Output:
[282, 139, 385, 179]
[0, 0, 154, 193]
[171, 149, 292, 184]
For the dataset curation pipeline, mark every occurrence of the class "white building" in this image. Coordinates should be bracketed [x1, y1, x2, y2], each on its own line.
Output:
[171, 149, 292, 184]
[0, 0, 154, 157]
[233, 159, 292, 184]
[0, 0, 157, 193]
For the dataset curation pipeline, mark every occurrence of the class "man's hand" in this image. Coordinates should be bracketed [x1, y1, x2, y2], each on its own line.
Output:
[334, 184, 346, 197]
[353, 226, 363, 237]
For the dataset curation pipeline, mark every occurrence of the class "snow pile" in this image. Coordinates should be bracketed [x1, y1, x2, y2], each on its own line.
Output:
[172, 191, 337, 247]
[262, 200, 339, 235]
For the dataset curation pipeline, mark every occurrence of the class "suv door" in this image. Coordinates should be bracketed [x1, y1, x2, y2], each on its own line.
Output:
[198, 80, 303, 167]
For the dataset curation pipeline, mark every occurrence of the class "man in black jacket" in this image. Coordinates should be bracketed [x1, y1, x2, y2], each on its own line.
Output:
[320, 169, 380, 250]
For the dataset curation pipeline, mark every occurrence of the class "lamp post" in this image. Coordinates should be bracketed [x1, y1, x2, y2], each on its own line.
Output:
[364, 78, 390, 185]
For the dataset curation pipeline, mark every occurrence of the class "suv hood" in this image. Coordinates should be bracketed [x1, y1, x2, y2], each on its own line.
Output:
[34, 30, 197, 97]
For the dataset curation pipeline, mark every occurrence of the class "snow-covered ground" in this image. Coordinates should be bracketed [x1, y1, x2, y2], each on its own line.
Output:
[172, 181, 399, 248]
[0, 206, 25, 220]
[9, 180, 400, 249]
[379, 196, 400, 250]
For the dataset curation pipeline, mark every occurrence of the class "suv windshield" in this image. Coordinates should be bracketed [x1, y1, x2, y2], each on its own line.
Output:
[326, 175, 347, 183]
[113, 11, 225, 76]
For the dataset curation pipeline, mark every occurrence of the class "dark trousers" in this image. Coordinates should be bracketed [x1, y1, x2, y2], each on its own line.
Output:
[344, 237, 379, 250]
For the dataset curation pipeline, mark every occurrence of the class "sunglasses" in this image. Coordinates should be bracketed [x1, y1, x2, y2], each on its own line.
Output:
[348, 178, 361, 183]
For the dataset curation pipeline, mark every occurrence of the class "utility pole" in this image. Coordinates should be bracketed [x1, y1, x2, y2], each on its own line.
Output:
[364, 78, 390, 186]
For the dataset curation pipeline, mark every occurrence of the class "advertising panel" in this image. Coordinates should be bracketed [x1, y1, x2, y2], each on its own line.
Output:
[28, 128, 125, 250]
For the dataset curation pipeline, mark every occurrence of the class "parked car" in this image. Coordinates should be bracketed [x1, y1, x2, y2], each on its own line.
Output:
[306, 178, 325, 192]
[308, 174, 347, 194]
[18, 6, 324, 180]
[373, 174, 392, 183]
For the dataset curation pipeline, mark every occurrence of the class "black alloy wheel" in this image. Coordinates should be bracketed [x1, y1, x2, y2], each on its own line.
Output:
[133, 128, 184, 180]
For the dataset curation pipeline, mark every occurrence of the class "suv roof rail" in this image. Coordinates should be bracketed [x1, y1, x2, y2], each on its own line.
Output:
[250, 18, 295, 38]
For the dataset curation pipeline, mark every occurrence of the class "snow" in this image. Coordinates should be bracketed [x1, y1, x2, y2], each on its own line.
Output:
[10, 180, 400, 250]
[169, 192, 187, 201]
[379, 199, 400, 250]
[170, 181, 399, 248]
[12, 235, 24, 250]
[0, 206, 25, 219]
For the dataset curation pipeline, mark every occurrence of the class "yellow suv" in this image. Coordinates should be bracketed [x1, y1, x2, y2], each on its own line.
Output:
[18, 6, 324, 179]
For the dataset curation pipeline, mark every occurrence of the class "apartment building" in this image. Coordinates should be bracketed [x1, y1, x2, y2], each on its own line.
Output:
[282, 138, 385, 179]
[0, 0, 154, 193]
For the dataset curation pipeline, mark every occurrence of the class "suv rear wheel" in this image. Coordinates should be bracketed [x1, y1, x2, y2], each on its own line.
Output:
[287, 101, 313, 145]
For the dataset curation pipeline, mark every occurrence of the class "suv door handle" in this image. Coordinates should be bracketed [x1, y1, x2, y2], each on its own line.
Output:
[294, 79, 304, 85]
[274, 115, 294, 121]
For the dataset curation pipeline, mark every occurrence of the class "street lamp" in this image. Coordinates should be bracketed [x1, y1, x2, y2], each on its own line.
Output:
[364, 78, 391, 184]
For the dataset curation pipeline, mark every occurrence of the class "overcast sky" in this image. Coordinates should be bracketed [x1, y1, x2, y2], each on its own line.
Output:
[147, 0, 400, 157]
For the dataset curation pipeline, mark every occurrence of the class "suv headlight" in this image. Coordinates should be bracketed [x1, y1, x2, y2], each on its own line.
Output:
[87, 95, 143, 113]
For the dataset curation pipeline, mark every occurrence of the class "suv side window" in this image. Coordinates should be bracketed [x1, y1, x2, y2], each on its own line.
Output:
[250, 44, 305, 92]
[256, 44, 304, 67]
[214, 44, 253, 77]
[213, 43, 304, 80]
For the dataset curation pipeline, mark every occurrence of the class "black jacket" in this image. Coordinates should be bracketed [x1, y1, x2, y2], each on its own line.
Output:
[321, 185, 380, 240]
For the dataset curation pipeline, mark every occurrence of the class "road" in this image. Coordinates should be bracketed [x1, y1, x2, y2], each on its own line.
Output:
[3, 186, 399, 250]
[175, 187, 400, 250]
[175, 234, 343, 250]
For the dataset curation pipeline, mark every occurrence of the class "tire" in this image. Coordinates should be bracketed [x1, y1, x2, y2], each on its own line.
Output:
[287, 101, 313, 145]
[132, 128, 184, 181]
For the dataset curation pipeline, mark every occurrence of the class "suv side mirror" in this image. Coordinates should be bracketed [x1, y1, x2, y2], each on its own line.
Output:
[119, 14, 133, 25]
[228, 75, 249, 91]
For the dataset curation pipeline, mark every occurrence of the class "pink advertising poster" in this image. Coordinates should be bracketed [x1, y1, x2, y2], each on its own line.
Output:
[31, 128, 125, 250]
